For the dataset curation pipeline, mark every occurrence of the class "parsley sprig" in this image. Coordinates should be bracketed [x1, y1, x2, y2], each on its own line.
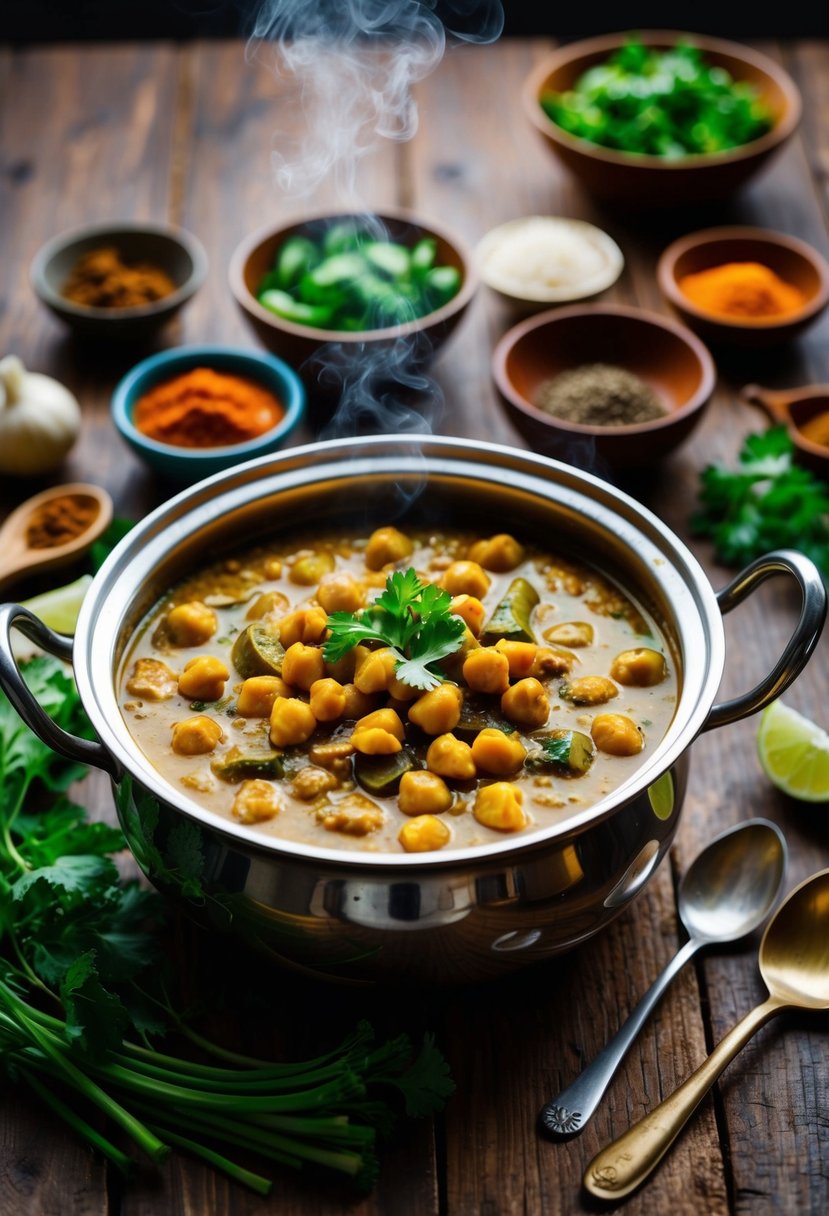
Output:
[691, 426, 829, 576]
[0, 656, 454, 1194]
[324, 568, 466, 691]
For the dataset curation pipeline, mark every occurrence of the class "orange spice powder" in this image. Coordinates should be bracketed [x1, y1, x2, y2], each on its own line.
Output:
[134, 368, 285, 448]
[677, 261, 807, 322]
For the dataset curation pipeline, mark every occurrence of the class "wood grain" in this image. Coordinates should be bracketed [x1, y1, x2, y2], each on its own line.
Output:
[1, 33, 829, 1216]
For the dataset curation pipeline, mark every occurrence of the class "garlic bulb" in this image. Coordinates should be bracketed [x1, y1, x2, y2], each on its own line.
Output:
[0, 355, 81, 476]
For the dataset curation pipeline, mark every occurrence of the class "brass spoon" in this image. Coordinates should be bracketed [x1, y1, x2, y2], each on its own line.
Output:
[0, 483, 113, 594]
[584, 867, 829, 1201]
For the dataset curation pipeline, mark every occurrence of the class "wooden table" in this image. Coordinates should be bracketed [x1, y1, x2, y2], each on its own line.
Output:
[2, 35, 829, 1216]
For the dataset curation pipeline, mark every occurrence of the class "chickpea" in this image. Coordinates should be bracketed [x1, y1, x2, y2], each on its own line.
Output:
[290, 766, 339, 801]
[398, 771, 452, 816]
[354, 647, 398, 694]
[398, 814, 451, 853]
[426, 733, 476, 781]
[471, 727, 526, 775]
[355, 707, 405, 740]
[290, 551, 335, 586]
[501, 678, 550, 729]
[282, 642, 326, 691]
[467, 533, 524, 572]
[351, 727, 402, 755]
[543, 621, 594, 648]
[564, 675, 618, 706]
[591, 713, 644, 756]
[278, 606, 328, 647]
[388, 676, 420, 702]
[494, 639, 537, 680]
[341, 683, 380, 720]
[232, 779, 281, 824]
[364, 526, 414, 571]
[126, 658, 177, 701]
[473, 783, 527, 832]
[324, 650, 357, 684]
[269, 697, 317, 747]
[166, 601, 217, 647]
[462, 647, 510, 695]
[263, 557, 283, 580]
[309, 677, 348, 722]
[246, 590, 290, 621]
[408, 684, 463, 735]
[177, 655, 229, 702]
[316, 571, 365, 614]
[440, 560, 490, 600]
[171, 715, 224, 756]
[319, 795, 385, 837]
[609, 648, 668, 687]
[450, 594, 487, 636]
[237, 675, 291, 718]
[532, 646, 575, 679]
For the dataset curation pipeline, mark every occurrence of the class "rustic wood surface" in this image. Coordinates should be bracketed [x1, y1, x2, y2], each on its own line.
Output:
[1, 35, 828, 1216]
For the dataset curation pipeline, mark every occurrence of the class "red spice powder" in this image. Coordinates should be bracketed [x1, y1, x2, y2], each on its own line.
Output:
[133, 367, 285, 448]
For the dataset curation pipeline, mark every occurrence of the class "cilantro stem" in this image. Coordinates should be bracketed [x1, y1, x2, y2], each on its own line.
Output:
[143, 1124, 274, 1195]
[19, 1066, 134, 1175]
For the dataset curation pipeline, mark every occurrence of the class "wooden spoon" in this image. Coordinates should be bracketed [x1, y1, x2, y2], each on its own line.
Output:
[0, 482, 113, 594]
[741, 382, 829, 476]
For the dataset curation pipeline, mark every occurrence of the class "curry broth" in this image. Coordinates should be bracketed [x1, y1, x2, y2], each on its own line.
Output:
[118, 527, 678, 854]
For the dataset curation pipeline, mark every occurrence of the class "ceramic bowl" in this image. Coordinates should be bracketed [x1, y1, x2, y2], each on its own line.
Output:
[111, 345, 306, 483]
[657, 226, 829, 348]
[30, 221, 208, 341]
[474, 215, 624, 313]
[521, 30, 801, 207]
[492, 303, 716, 472]
[228, 207, 479, 400]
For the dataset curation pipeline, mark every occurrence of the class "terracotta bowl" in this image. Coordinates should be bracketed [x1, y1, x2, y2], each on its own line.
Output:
[522, 31, 801, 207]
[492, 303, 716, 472]
[741, 383, 829, 479]
[657, 226, 829, 349]
[229, 208, 478, 405]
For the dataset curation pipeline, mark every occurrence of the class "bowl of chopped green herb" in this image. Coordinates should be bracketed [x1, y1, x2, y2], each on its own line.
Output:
[229, 208, 478, 406]
[522, 31, 801, 207]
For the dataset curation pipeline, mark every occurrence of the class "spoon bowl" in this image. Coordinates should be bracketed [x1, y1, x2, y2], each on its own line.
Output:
[0, 483, 113, 594]
[760, 867, 829, 1007]
[679, 818, 787, 944]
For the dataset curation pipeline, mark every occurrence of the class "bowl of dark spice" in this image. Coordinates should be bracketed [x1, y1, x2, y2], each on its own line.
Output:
[0, 483, 113, 593]
[492, 303, 717, 472]
[30, 221, 208, 342]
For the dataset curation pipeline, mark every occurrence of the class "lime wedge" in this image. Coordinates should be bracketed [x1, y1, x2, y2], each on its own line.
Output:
[20, 574, 93, 636]
[757, 699, 829, 802]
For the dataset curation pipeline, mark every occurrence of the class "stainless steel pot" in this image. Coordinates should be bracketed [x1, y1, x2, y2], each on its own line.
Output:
[0, 436, 824, 983]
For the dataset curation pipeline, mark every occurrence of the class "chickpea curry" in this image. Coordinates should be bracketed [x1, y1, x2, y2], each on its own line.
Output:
[119, 526, 678, 854]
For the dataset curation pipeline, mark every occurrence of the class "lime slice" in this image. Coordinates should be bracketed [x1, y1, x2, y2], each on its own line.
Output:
[20, 574, 93, 636]
[757, 699, 829, 802]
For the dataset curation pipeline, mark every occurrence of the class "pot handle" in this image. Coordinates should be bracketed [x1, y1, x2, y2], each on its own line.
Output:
[702, 549, 826, 732]
[0, 603, 118, 777]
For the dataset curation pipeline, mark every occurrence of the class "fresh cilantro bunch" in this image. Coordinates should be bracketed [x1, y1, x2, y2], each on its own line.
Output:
[0, 656, 454, 1194]
[324, 568, 465, 691]
[691, 426, 829, 575]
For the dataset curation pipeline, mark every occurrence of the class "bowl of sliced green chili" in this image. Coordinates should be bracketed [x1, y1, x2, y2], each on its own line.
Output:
[522, 30, 801, 207]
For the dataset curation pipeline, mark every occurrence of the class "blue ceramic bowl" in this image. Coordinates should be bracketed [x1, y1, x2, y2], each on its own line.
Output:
[111, 345, 306, 483]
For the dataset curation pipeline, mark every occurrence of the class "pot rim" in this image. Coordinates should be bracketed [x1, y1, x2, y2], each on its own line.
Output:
[73, 434, 725, 869]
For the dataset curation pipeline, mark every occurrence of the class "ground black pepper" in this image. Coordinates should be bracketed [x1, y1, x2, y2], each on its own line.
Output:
[534, 363, 667, 427]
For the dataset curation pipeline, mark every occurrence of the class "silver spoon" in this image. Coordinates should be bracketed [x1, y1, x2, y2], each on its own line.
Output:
[539, 818, 787, 1137]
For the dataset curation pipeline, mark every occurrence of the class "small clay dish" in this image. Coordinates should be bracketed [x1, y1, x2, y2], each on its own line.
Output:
[492, 303, 716, 472]
[111, 345, 306, 484]
[658, 226, 829, 348]
[522, 30, 801, 207]
[474, 216, 624, 313]
[30, 220, 208, 342]
[741, 383, 829, 478]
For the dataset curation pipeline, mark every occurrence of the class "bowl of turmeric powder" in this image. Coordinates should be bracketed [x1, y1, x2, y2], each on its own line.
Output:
[31, 221, 208, 341]
[657, 226, 829, 348]
[111, 345, 307, 483]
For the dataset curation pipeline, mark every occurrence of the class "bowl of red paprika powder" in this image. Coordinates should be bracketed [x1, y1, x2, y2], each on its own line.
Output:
[111, 345, 307, 483]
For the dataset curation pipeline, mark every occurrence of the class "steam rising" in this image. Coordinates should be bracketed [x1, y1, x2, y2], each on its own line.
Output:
[247, 1, 505, 200]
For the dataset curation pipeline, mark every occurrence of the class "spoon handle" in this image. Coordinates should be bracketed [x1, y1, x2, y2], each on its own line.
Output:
[583, 995, 785, 1200]
[539, 937, 699, 1136]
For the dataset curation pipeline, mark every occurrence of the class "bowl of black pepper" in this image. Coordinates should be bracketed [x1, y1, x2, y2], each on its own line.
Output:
[491, 302, 716, 474]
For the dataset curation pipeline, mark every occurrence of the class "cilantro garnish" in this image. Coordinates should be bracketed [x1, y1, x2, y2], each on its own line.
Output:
[324, 568, 466, 691]
[691, 427, 829, 575]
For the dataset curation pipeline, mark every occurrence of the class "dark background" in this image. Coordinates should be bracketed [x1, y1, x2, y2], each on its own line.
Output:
[4, 1, 829, 43]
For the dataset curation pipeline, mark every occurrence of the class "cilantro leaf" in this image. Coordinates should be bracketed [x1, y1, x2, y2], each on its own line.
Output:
[12, 855, 118, 902]
[383, 1033, 455, 1118]
[323, 568, 465, 690]
[60, 950, 130, 1058]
